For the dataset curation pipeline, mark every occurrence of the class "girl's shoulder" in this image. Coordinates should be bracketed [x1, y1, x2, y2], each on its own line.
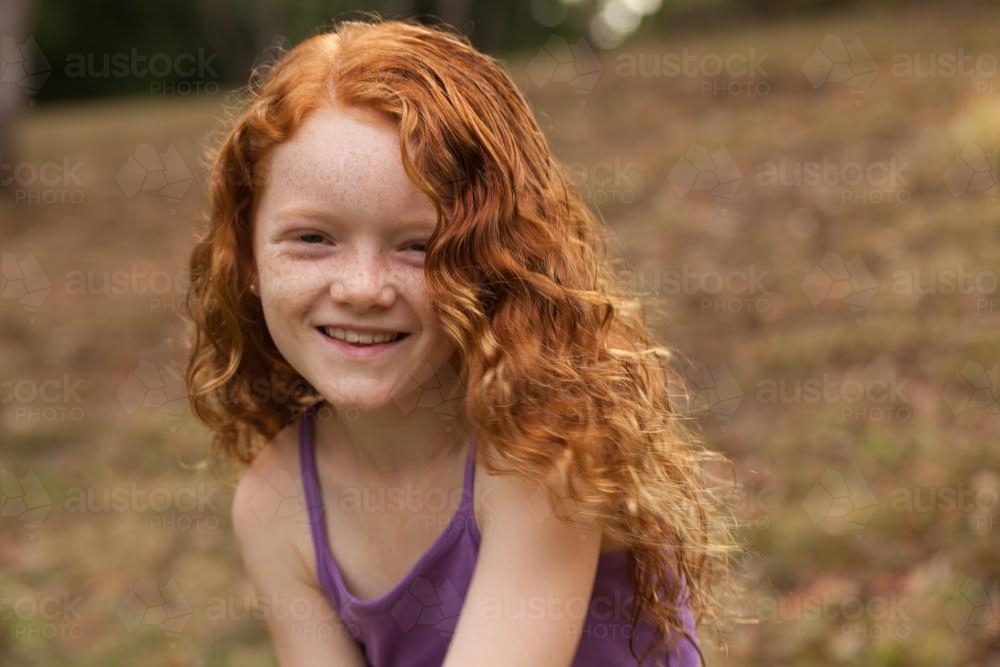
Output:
[230, 415, 308, 542]
[247, 416, 303, 482]
[473, 461, 629, 556]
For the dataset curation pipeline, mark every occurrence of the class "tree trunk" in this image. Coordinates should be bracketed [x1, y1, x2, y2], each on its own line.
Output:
[0, 0, 34, 200]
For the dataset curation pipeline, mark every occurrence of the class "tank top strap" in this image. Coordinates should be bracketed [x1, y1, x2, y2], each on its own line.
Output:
[460, 428, 480, 544]
[297, 402, 345, 607]
[463, 428, 477, 497]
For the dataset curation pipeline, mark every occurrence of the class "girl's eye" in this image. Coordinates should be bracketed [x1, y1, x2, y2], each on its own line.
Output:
[293, 233, 424, 252]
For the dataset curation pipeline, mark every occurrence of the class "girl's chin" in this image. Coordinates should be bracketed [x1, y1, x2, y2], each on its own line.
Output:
[313, 387, 403, 413]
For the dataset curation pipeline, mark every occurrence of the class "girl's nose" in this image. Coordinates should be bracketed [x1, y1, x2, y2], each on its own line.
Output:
[329, 253, 398, 309]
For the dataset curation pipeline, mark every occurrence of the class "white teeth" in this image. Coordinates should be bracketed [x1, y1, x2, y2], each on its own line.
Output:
[324, 327, 402, 344]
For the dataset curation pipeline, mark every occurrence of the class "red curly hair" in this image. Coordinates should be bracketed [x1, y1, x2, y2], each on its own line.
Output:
[184, 16, 740, 665]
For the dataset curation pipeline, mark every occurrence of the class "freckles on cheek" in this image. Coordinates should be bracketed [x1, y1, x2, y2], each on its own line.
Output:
[402, 274, 433, 304]
[261, 258, 328, 297]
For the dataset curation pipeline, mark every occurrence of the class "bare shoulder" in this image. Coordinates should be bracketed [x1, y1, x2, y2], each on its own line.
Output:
[231, 419, 300, 527]
[230, 416, 369, 666]
[474, 458, 628, 555]
[230, 417, 313, 580]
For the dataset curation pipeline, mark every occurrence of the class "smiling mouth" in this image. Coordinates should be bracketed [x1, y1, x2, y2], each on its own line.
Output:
[317, 327, 411, 346]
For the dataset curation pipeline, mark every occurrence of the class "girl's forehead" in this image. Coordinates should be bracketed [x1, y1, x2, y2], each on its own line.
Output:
[274, 105, 401, 179]
[257, 106, 436, 221]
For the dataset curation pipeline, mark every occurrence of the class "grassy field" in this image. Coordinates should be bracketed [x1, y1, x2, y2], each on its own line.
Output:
[2, 6, 999, 666]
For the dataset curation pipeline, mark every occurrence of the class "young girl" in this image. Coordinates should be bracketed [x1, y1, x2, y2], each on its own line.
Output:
[184, 17, 738, 667]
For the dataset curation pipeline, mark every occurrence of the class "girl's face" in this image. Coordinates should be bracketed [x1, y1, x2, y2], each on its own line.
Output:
[251, 102, 458, 413]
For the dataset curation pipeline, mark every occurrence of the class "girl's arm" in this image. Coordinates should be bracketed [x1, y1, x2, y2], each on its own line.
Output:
[442, 469, 604, 667]
[231, 449, 369, 667]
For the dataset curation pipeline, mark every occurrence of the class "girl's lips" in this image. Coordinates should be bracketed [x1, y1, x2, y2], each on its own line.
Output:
[317, 327, 411, 360]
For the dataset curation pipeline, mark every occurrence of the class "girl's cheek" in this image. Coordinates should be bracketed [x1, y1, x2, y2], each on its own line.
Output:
[398, 267, 428, 291]
[261, 257, 329, 296]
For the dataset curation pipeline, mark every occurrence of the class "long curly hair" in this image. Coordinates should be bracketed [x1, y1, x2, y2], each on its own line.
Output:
[184, 16, 742, 665]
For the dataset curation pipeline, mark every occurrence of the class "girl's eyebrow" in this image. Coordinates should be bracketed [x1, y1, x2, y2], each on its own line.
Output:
[271, 206, 436, 230]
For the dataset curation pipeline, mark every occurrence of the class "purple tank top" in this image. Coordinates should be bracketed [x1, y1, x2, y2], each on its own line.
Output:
[298, 403, 701, 666]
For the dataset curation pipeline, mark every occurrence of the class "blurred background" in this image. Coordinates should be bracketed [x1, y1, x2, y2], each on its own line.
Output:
[2, 0, 999, 665]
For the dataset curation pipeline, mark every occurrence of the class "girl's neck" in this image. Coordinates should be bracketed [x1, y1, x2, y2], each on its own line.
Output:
[315, 400, 469, 483]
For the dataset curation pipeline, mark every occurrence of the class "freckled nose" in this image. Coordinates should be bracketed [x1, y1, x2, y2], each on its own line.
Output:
[330, 253, 397, 307]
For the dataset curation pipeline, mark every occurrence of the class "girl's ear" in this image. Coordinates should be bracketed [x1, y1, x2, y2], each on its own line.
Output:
[249, 271, 260, 296]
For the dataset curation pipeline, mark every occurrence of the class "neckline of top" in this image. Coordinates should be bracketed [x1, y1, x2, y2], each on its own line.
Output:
[298, 402, 479, 612]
